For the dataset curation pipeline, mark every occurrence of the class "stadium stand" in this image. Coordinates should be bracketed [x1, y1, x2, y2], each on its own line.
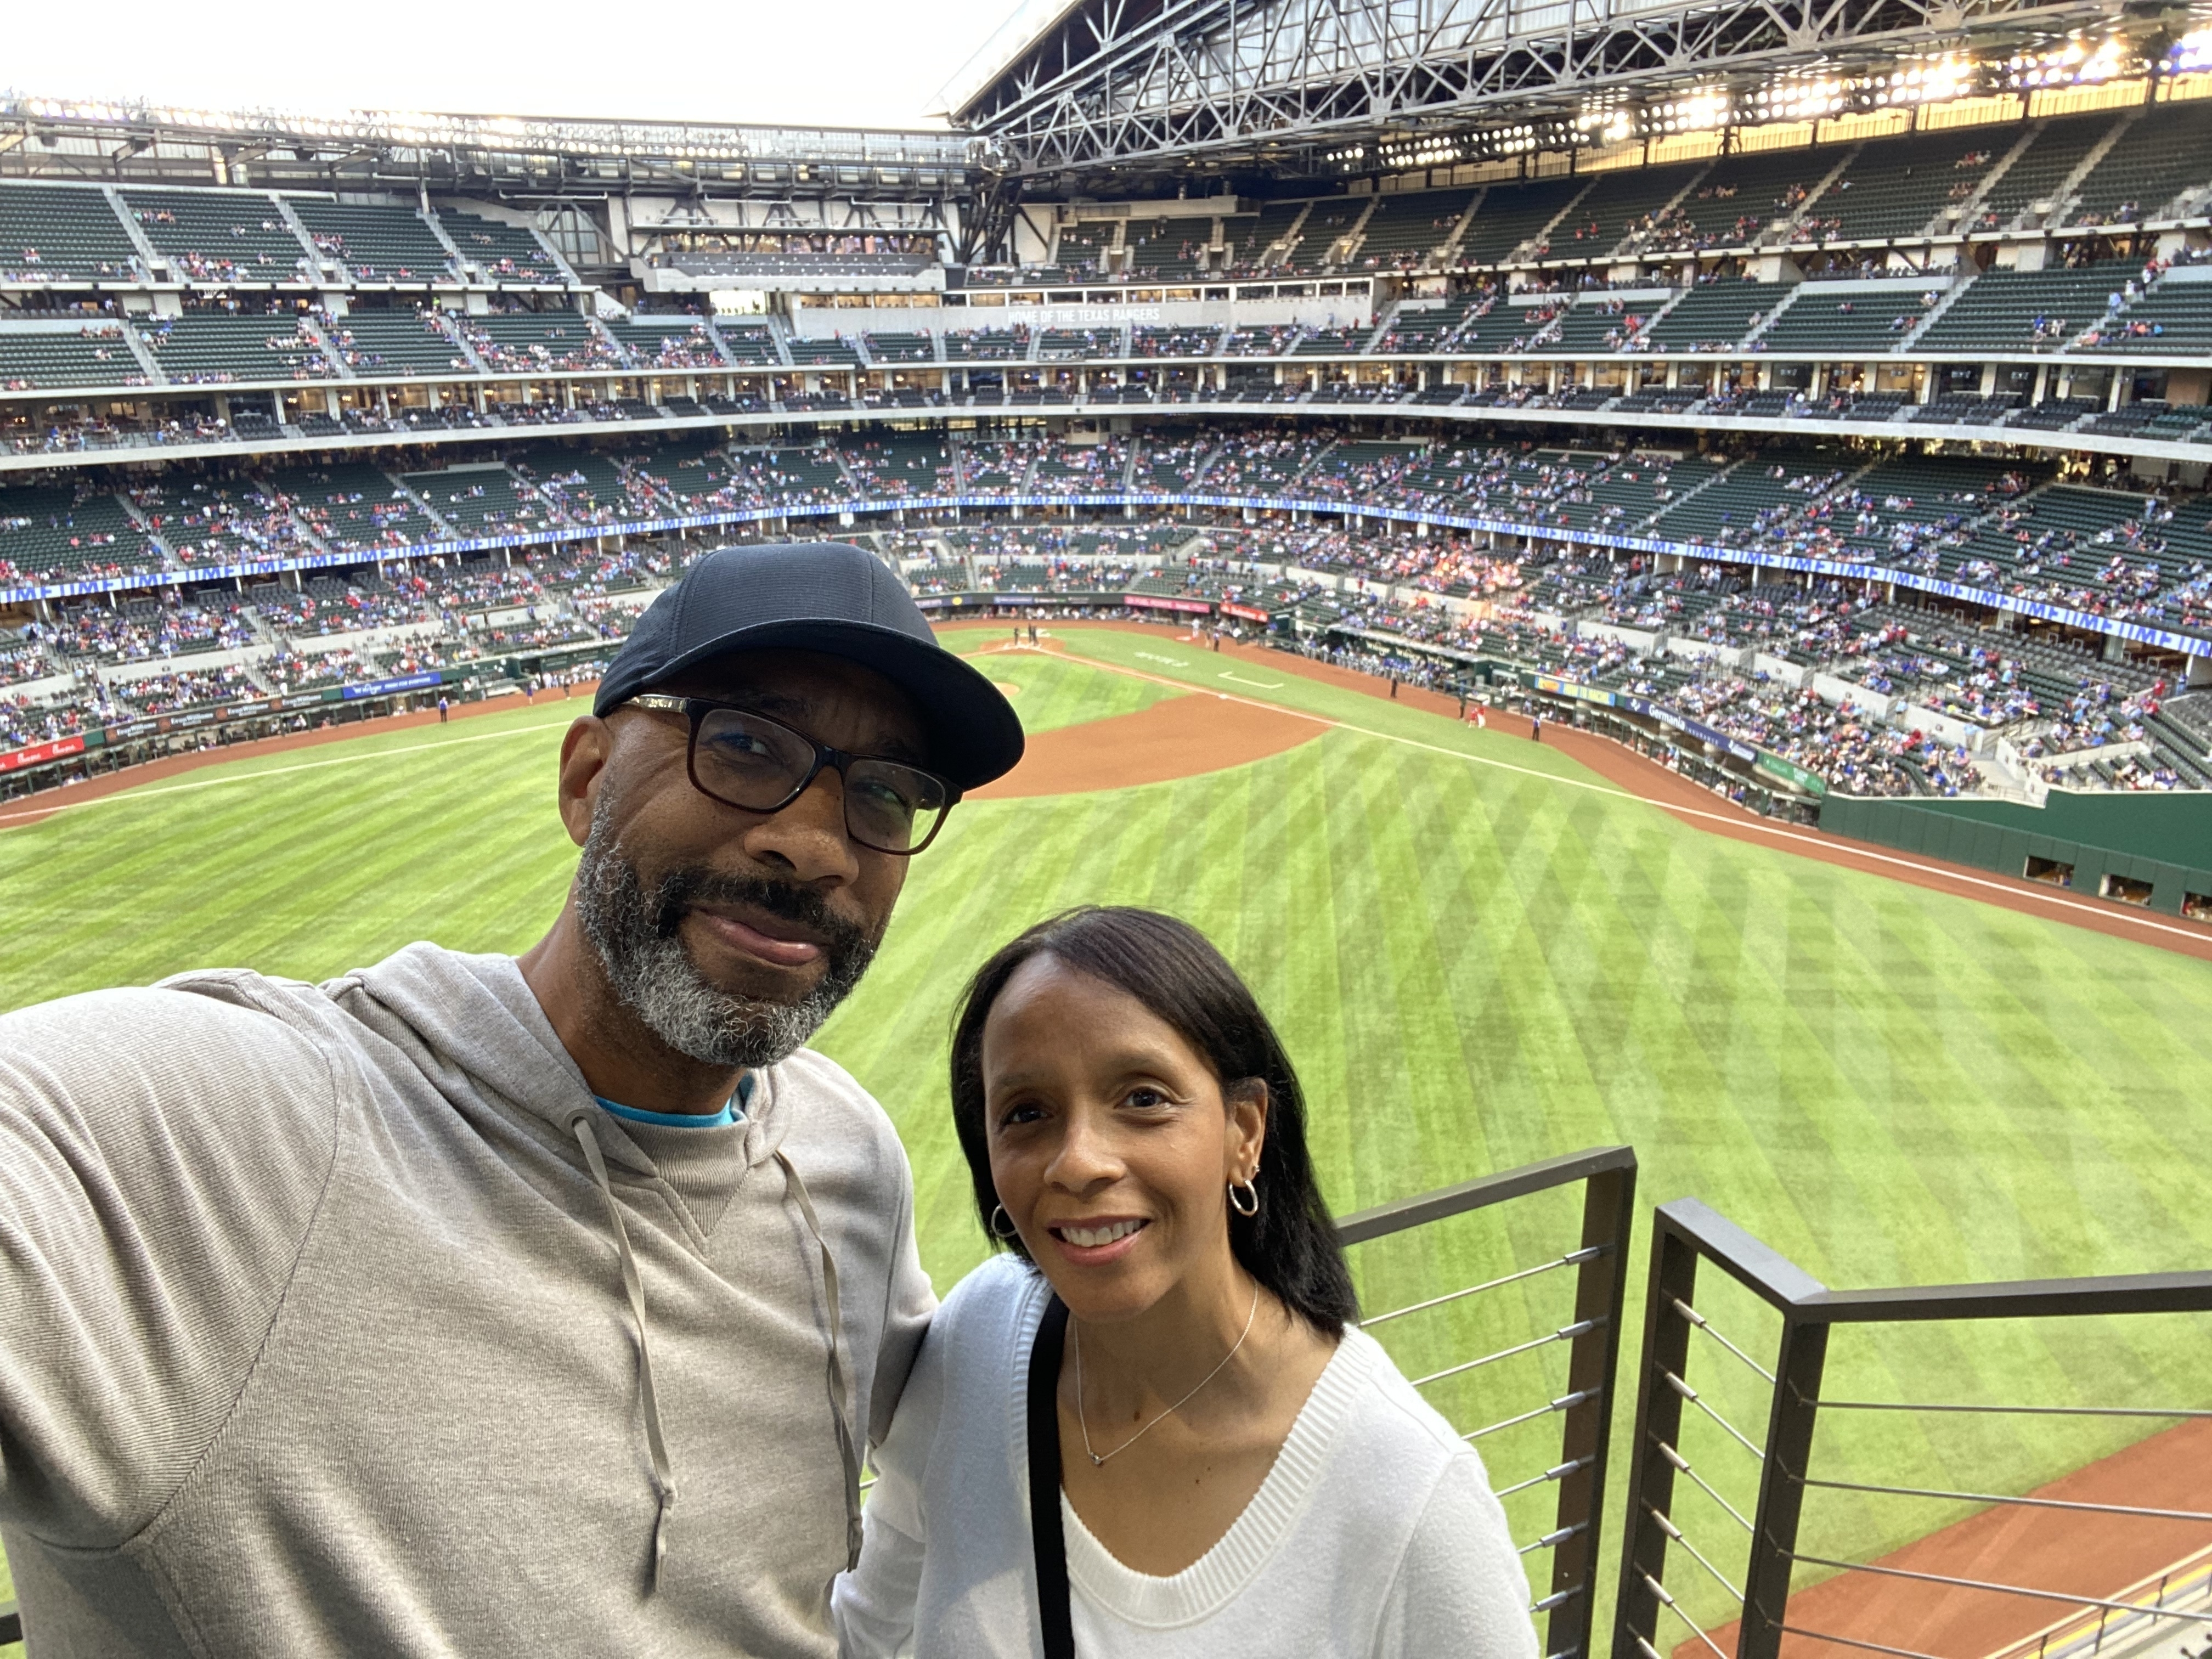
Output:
[459, 312, 620, 373]
[121, 189, 314, 283]
[1458, 177, 1588, 264]
[132, 312, 338, 383]
[293, 201, 456, 283]
[607, 317, 731, 370]
[0, 183, 143, 282]
[0, 326, 150, 390]
[323, 311, 473, 376]
[1351, 188, 1474, 272]
[2065, 103, 2212, 224]
[441, 212, 568, 284]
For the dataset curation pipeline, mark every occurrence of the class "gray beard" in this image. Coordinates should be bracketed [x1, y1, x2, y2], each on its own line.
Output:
[572, 798, 877, 1069]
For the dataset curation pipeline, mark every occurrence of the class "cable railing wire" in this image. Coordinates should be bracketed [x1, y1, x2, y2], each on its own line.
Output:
[1411, 1318, 1600, 1390]
[1658, 1367, 1768, 1462]
[1784, 1554, 2212, 1624]
[1670, 1296, 1776, 1383]
[1464, 1387, 1600, 1444]
[1360, 1245, 1606, 1329]
[1801, 1394, 2212, 1420]
[1796, 1474, 2212, 1525]
[1654, 1436, 1758, 1534]
[1640, 1569, 1731, 1659]
[1645, 1505, 1746, 1605]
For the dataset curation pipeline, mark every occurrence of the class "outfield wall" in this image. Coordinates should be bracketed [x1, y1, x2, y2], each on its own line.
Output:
[1820, 793, 2212, 917]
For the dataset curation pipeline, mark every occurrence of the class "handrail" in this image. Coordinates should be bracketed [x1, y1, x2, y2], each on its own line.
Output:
[1613, 1199, 2212, 1659]
[1340, 1144, 1635, 1659]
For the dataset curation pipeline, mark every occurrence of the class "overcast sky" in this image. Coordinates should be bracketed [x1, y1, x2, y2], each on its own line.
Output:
[3, 0, 1030, 129]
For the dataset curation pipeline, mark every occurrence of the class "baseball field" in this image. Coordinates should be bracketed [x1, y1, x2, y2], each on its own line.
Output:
[3, 619, 2209, 1645]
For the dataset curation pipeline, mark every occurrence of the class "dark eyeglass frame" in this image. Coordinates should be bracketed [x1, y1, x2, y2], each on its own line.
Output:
[625, 692, 959, 856]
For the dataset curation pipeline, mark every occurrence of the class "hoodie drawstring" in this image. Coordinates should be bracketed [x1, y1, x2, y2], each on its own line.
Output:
[775, 1148, 865, 1572]
[567, 1107, 679, 1588]
[564, 1108, 866, 1589]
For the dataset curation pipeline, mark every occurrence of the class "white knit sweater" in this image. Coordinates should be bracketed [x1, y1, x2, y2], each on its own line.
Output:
[833, 1254, 1539, 1658]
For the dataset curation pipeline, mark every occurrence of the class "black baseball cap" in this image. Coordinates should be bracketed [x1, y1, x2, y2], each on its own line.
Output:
[594, 541, 1024, 792]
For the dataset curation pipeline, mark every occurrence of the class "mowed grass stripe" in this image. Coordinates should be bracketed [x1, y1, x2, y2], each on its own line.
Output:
[2, 643, 2209, 1633]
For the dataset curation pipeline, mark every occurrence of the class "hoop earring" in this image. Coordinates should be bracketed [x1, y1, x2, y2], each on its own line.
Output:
[1228, 1178, 1261, 1218]
[990, 1204, 1020, 1240]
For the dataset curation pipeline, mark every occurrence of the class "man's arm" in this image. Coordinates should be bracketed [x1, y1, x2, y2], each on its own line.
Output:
[867, 1153, 936, 1449]
[0, 983, 340, 1547]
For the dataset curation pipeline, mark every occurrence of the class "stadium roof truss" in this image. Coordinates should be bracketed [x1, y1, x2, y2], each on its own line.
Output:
[955, 0, 2201, 185]
[0, 97, 997, 204]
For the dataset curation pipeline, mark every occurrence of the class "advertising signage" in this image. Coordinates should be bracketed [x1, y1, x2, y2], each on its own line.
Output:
[0, 734, 87, 773]
[1126, 594, 1214, 614]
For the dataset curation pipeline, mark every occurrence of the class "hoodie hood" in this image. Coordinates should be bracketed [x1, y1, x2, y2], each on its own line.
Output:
[323, 940, 799, 1181]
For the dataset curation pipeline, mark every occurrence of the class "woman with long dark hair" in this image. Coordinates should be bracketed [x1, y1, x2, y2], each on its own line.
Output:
[833, 907, 1536, 1657]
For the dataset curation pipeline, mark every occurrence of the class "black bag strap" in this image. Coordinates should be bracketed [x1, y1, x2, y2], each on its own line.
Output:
[1026, 1292, 1076, 1659]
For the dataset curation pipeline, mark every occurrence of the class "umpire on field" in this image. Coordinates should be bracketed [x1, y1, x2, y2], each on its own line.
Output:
[0, 543, 1023, 1657]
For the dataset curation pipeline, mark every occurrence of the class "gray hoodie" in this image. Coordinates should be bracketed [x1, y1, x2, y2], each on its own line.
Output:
[0, 941, 934, 1658]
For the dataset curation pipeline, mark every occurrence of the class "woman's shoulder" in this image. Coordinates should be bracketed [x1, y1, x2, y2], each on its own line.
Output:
[932, 1250, 1051, 1361]
[1322, 1327, 1494, 1489]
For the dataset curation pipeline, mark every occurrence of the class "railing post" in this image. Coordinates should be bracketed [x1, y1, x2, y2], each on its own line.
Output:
[1549, 1160, 1636, 1659]
[1737, 1319, 1829, 1659]
[1612, 1215, 1702, 1658]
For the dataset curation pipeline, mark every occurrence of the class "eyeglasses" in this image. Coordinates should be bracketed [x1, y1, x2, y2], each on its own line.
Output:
[624, 693, 956, 855]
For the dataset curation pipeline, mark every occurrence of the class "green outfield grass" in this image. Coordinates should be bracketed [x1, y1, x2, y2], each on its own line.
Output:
[2, 620, 2209, 1639]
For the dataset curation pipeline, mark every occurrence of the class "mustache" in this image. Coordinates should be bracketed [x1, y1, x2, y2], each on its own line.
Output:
[645, 866, 873, 956]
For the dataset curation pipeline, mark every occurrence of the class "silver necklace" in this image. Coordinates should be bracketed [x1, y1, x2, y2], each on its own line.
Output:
[1071, 1280, 1262, 1468]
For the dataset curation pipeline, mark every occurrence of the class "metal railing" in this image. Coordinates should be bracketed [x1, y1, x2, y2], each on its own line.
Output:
[1336, 1144, 1637, 1659]
[1613, 1198, 2212, 1659]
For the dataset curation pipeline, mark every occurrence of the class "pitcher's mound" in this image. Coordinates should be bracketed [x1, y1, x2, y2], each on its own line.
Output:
[972, 695, 1320, 799]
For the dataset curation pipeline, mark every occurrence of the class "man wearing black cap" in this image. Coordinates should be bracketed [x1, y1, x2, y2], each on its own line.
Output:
[0, 543, 1024, 1659]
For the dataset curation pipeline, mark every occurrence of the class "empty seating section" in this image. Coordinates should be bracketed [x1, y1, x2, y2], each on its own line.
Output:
[838, 436, 953, 494]
[1641, 281, 1768, 351]
[714, 323, 781, 365]
[1222, 205, 1301, 274]
[0, 184, 140, 281]
[460, 313, 620, 372]
[123, 189, 312, 283]
[1643, 150, 1818, 252]
[945, 327, 1029, 361]
[2067, 104, 2212, 224]
[1815, 133, 1990, 242]
[1758, 286, 1931, 352]
[294, 201, 454, 281]
[443, 213, 566, 283]
[1916, 262, 2132, 351]
[1054, 223, 1115, 275]
[1648, 456, 1839, 545]
[1284, 200, 1364, 271]
[728, 448, 847, 503]
[862, 332, 936, 364]
[1039, 329, 1121, 359]
[324, 311, 471, 376]
[1973, 118, 2105, 227]
[264, 463, 437, 552]
[533, 455, 658, 523]
[1124, 219, 1206, 279]
[608, 318, 729, 369]
[787, 335, 860, 366]
[1457, 177, 1586, 264]
[135, 313, 337, 383]
[2079, 275, 2212, 353]
[0, 484, 158, 582]
[1561, 163, 1702, 255]
[1350, 189, 1472, 272]
[1549, 298, 1646, 351]
[402, 467, 558, 537]
[1378, 295, 1480, 352]
[0, 328, 149, 390]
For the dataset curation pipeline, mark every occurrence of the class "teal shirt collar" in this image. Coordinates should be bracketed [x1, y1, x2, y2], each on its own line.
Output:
[594, 1072, 754, 1129]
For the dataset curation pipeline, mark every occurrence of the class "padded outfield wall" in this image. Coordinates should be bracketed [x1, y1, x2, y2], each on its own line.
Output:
[1821, 791, 2212, 916]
